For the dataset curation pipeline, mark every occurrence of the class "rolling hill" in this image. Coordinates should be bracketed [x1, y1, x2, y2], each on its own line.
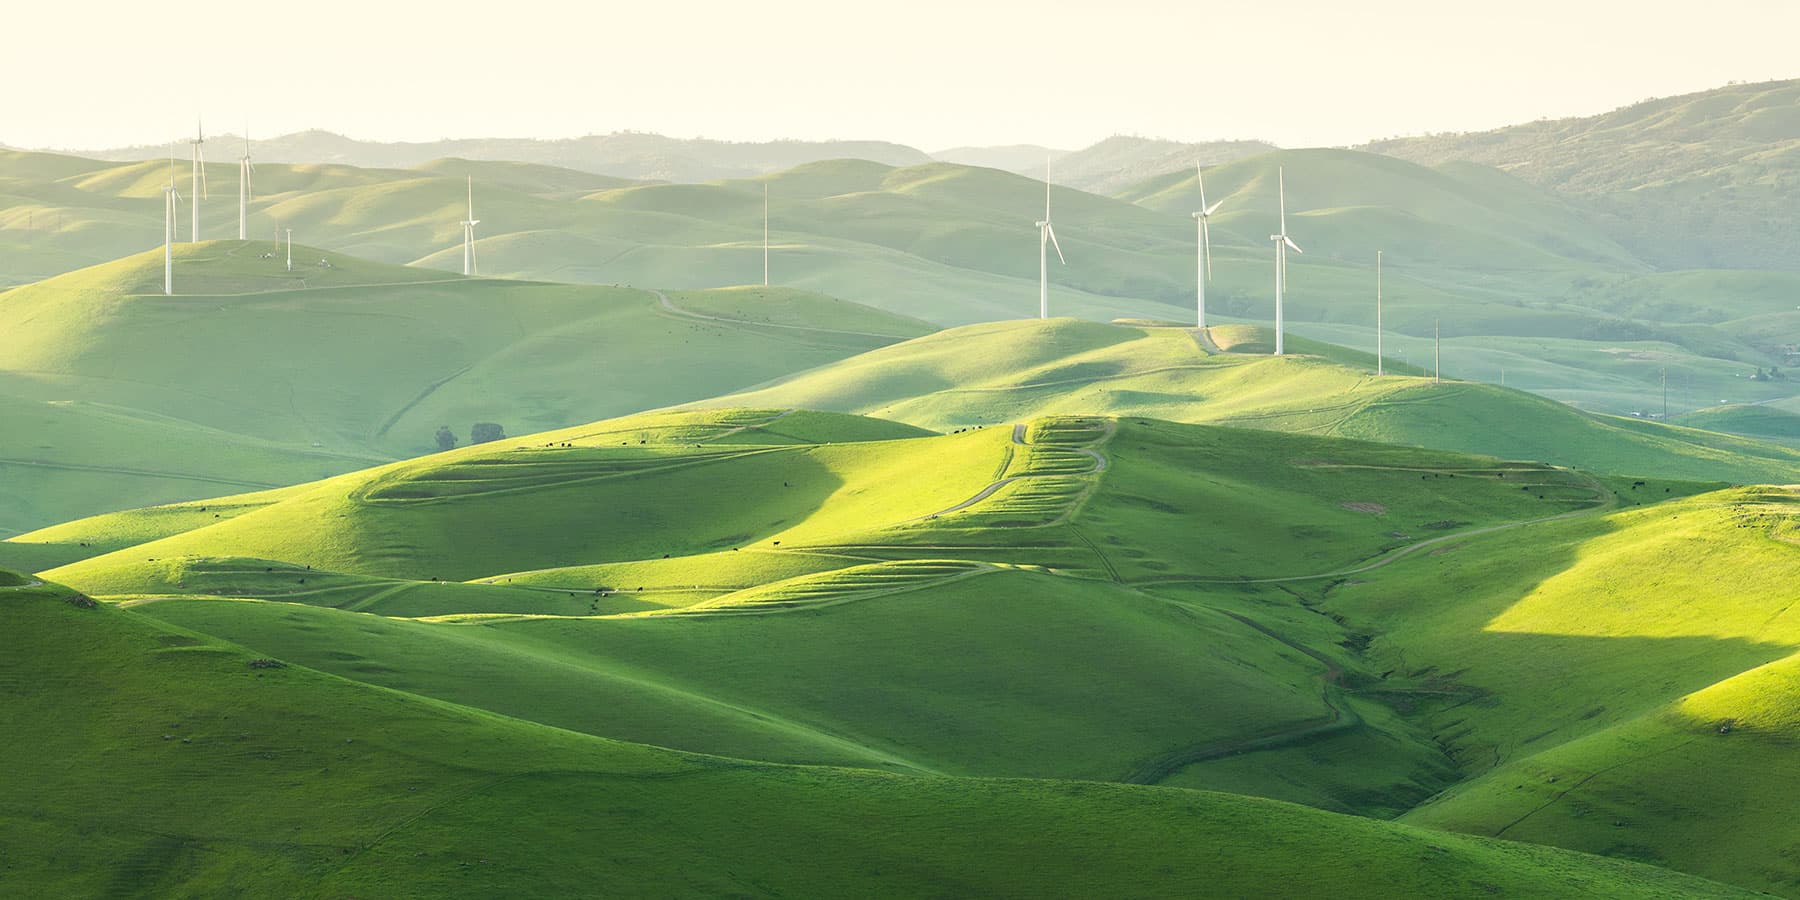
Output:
[6, 141, 1799, 429]
[697, 318, 1800, 485]
[1367, 78, 1800, 273]
[0, 243, 931, 531]
[11, 400, 1799, 893]
[0, 572, 1747, 897]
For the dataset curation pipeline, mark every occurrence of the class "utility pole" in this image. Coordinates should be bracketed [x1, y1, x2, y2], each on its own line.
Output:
[763, 182, 770, 287]
[1376, 250, 1383, 376]
[1434, 319, 1440, 384]
[285, 228, 292, 272]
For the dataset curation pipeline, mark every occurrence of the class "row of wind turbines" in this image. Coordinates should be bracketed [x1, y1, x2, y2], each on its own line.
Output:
[158, 120, 486, 296]
[1035, 161, 1387, 364]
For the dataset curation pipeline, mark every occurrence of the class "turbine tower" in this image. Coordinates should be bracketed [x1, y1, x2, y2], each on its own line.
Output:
[762, 182, 770, 287]
[163, 153, 181, 296]
[460, 177, 480, 276]
[238, 127, 254, 240]
[1036, 158, 1065, 319]
[1269, 166, 1301, 355]
[1191, 165, 1222, 330]
[188, 120, 207, 242]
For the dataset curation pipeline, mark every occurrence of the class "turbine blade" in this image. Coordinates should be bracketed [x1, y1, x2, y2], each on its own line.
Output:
[1204, 200, 1224, 217]
[1285, 236, 1303, 254]
[1047, 224, 1066, 265]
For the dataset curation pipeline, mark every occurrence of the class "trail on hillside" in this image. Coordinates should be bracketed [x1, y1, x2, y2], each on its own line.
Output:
[652, 289, 906, 339]
[1119, 606, 1358, 785]
[911, 420, 1111, 522]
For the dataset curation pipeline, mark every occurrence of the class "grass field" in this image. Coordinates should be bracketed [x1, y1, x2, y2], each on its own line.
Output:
[700, 318, 1800, 485]
[1, 575, 1748, 897]
[6, 144, 1798, 428]
[0, 244, 931, 531]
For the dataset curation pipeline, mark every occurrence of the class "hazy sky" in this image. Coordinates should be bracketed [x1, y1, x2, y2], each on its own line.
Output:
[8, 0, 1797, 151]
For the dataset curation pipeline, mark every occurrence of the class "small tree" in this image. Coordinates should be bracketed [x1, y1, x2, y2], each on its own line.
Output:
[471, 422, 506, 444]
[435, 426, 458, 452]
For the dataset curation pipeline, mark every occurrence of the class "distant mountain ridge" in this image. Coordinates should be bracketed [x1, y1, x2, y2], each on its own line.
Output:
[1364, 79, 1800, 271]
[35, 130, 935, 183]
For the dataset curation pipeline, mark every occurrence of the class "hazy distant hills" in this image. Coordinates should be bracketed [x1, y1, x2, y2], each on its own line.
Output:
[1045, 135, 1282, 193]
[49, 130, 935, 183]
[1366, 79, 1800, 271]
[34, 130, 1281, 192]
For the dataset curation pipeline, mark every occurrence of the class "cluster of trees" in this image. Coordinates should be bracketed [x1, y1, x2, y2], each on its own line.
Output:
[434, 423, 506, 452]
[1752, 367, 1787, 382]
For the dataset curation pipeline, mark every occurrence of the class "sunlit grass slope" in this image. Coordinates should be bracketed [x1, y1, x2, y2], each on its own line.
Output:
[34, 413, 1615, 806]
[0, 394, 379, 538]
[0, 243, 930, 530]
[1291, 485, 1800, 893]
[702, 317, 1800, 483]
[0, 579, 1746, 897]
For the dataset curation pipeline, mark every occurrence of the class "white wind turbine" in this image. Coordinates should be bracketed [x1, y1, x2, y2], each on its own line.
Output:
[1191, 165, 1223, 330]
[1269, 166, 1301, 355]
[1036, 158, 1066, 319]
[163, 151, 181, 295]
[460, 177, 480, 276]
[188, 120, 208, 242]
[238, 127, 254, 240]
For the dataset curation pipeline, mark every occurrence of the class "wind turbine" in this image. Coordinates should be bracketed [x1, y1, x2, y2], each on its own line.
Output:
[1269, 166, 1301, 355]
[188, 120, 208, 242]
[1037, 158, 1065, 319]
[238, 126, 254, 240]
[163, 151, 181, 295]
[762, 182, 770, 287]
[1191, 165, 1222, 330]
[460, 177, 480, 276]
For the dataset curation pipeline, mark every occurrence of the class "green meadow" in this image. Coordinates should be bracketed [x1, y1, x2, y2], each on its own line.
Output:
[10, 76, 1800, 895]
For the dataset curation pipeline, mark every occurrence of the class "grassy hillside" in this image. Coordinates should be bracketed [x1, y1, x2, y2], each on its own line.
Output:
[17, 411, 1601, 797]
[1367, 78, 1800, 273]
[18, 402, 1800, 892]
[1673, 403, 1800, 440]
[5, 143, 1795, 426]
[700, 318, 1800, 484]
[0, 244, 929, 530]
[0, 575, 1745, 897]
[0, 394, 379, 538]
[1279, 484, 1800, 894]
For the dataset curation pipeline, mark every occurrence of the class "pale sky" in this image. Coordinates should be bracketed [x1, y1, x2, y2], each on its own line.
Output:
[7, 0, 1796, 152]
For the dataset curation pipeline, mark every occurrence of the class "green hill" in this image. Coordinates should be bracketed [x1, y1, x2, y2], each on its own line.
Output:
[0, 244, 930, 531]
[699, 318, 1800, 484]
[0, 573, 1743, 897]
[15, 402, 1800, 893]
[1673, 403, 1800, 440]
[17, 410, 1601, 789]
[1367, 79, 1800, 273]
[5, 144, 1796, 425]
